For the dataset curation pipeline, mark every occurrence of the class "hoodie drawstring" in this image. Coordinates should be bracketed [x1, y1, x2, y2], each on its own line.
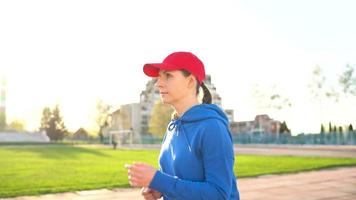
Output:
[168, 120, 192, 152]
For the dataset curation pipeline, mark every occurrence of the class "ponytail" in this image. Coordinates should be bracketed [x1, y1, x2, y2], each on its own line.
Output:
[170, 82, 211, 120]
[180, 69, 212, 104]
[201, 82, 212, 104]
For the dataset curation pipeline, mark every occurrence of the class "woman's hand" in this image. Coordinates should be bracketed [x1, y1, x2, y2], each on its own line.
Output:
[125, 162, 157, 187]
[141, 187, 162, 200]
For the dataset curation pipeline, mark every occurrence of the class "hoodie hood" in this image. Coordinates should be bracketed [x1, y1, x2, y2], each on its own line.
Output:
[167, 104, 231, 152]
[178, 104, 229, 127]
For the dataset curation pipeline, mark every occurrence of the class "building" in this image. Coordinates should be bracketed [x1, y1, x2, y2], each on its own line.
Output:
[225, 109, 234, 123]
[0, 131, 49, 142]
[108, 74, 235, 138]
[230, 114, 282, 135]
[106, 103, 142, 143]
[110, 103, 141, 134]
[72, 128, 89, 140]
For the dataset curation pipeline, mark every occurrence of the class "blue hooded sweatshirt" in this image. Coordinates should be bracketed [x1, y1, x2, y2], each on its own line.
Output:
[149, 104, 240, 200]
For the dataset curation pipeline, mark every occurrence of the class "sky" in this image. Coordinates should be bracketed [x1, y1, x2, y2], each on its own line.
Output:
[0, 0, 355, 134]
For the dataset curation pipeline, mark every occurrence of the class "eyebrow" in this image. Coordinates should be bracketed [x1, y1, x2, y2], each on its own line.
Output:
[159, 70, 173, 76]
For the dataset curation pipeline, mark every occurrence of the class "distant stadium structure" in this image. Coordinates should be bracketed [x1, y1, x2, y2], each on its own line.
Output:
[0, 132, 50, 143]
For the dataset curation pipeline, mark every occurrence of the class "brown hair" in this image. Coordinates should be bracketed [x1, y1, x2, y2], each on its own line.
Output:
[181, 70, 212, 104]
[171, 70, 212, 120]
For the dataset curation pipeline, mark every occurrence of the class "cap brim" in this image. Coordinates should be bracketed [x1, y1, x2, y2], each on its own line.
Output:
[143, 63, 180, 77]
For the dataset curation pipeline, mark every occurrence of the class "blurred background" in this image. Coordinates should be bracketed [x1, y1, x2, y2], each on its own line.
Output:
[1, 1, 356, 200]
[0, 0, 355, 144]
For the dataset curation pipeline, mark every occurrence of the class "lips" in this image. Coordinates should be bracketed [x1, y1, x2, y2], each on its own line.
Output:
[160, 92, 168, 95]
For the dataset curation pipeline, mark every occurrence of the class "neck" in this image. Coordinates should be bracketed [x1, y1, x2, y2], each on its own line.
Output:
[173, 96, 199, 117]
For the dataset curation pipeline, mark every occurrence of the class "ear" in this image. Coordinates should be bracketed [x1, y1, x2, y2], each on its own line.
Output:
[187, 75, 197, 89]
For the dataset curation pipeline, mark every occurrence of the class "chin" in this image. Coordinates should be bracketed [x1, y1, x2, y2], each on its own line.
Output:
[161, 99, 170, 105]
[161, 98, 173, 105]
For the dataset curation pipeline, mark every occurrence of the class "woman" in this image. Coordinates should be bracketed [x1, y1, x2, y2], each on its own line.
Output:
[125, 52, 240, 200]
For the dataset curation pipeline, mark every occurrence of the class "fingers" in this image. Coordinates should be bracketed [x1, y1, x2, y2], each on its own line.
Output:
[143, 192, 156, 200]
[127, 168, 143, 187]
[143, 193, 156, 200]
[130, 163, 146, 171]
[125, 163, 156, 188]
[129, 167, 144, 177]
[125, 163, 145, 176]
[152, 190, 162, 199]
[128, 168, 143, 178]
[127, 162, 146, 169]
[126, 164, 145, 186]
[141, 187, 156, 200]
[128, 175, 142, 187]
[141, 187, 151, 195]
[128, 170, 146, 187]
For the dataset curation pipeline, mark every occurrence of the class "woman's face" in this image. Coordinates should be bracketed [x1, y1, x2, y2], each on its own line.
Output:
[154, 70, 194, 105]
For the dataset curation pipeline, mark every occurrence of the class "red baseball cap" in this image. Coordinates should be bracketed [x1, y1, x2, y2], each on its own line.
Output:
[143, 51, 206, 84]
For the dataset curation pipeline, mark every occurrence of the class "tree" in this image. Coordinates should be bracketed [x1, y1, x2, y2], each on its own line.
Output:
[308, 66, 341, 127]
[40, 107, 51, 135]
[338, 126, 343, 134]
[309, 65, 327, 102]
[148, 101, 174, 138]
[347, 124, 354, 145]
[331, 125, 338, 144]
[339, 64, 356, 96]
[328, 122, 333, 133]
[39, 105, 68, 141]
[8, 119, 26, 132]
[338, 126, 344, 145]
[308, 65, 340, 102]
[320, 124, 325, 144]
[280, 121, 291, 134]
[0, 77, 5, 131]
[251, 84, 292, 111]
[325, 122, 333, 144]
[251, 84, 292, 136]
[95, 100, 112, 142]
[308, 65, 355, 141]
[320, 124, 325, 133]
[278, 121, 291, 144]
[51, 105, 67, 140]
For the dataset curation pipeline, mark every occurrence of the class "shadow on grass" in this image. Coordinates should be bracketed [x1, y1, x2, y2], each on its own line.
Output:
[2, 144, 110, 159]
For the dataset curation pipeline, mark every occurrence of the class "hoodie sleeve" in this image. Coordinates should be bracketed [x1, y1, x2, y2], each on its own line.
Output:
[149, 120, 235, 200]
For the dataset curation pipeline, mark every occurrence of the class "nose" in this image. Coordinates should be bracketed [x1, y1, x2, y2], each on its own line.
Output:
[154, 77, 163, 89]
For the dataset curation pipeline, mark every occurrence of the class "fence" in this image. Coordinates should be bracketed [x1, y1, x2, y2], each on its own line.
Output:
[3, 131, 355, 146]
[101, 131, 356, 145]
[233, 131, 356, 145]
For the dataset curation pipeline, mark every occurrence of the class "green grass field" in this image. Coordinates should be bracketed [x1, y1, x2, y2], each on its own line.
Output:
[1, 145, 356, 198]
